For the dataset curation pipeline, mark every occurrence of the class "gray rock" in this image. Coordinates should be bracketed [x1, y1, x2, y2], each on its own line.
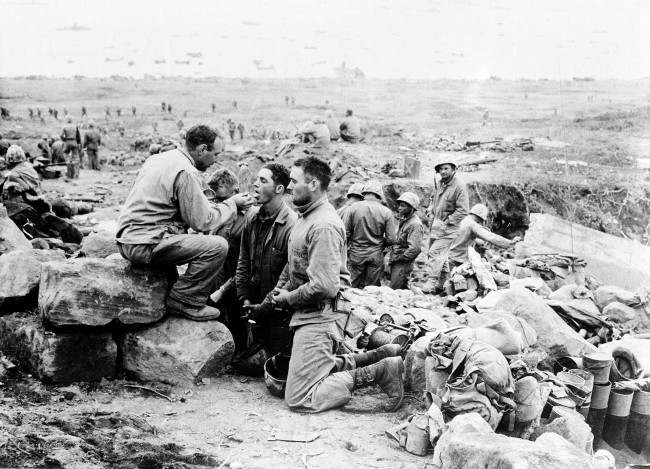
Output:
[0, 204, 32, 254]
[39, 258, 170, 328]
[433, 413, 592, 469]
[80, 230, 119, 258]
[122, 318, 235, 385]
[532, 410, 593, 454]
[0, 314, 117, 383]
[595, 285, 641, 309]
[0, 249, 65, 312]
[602, 301, 637, 324]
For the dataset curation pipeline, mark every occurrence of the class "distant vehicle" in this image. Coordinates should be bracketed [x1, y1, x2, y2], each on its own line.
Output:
[56, 22, 91, 32]
[186, 52, 202, 58]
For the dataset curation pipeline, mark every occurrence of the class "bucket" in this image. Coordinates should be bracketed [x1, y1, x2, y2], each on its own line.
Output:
[587, 381, 611, 446]
[602, 387, 634, 449]
[404, 414, 430, 456]
[625, 389, 650, 453]
[555, 356, 584, 374]
[583, 352, 613, 384]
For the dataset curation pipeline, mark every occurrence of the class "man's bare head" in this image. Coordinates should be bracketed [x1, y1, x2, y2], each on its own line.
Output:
[185, 125, 223, 171]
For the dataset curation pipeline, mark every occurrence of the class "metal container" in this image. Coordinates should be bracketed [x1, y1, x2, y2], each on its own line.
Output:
[583, 352, 613, 384]
[602, 387, 634, 449]
[625, 389, 650, 453]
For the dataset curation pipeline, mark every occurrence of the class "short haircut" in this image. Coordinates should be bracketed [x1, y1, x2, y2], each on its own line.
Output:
[263, 163, 290, 189]
[186, 124, 219, 150]
[207, 168, 239, 193]
[294, 157, 331, 190]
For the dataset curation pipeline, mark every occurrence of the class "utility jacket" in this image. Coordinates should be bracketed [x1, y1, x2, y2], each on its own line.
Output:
[447, 216, 512, 264]
[236, 201, 297, 304]
[275, 196, 351, 327]
[391, 213, 424, 263]
[116, 148, 235, 247]
[428, 174, 469, 239]
[84, 129, 101, 151]
[60, 125, 81, 144]
[343, 199, 397, 258]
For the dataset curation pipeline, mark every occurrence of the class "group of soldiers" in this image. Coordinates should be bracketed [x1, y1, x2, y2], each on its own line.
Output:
[296, 109, 362, 149]
[114, 123, 520, 414]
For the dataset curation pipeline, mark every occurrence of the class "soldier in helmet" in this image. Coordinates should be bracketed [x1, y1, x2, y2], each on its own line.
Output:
[83, 121, 102, 170]
[425, 160, 469, 293]
[60, 117, 82, 179]
[389, 192, 424, 289]
[445, 203, 520, 273]
[336, 182, 364, 218]
[37, 134, 52, 161]
[343, 180, 397, 288]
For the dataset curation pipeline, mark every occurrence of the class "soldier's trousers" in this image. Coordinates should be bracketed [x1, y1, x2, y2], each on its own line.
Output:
[349, 250, 384, 289]
[285, 313, 356, 412]
[118, 234, 228, 308]
[428, 236, 454, 288]
[389, 260, 415, 289]
[87, 150, 100, 170]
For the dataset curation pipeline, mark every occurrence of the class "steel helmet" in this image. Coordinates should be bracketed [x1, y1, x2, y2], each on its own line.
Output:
[470, 203, 489, 221]
[149, 143, 162, 155]
[6, 145, 26, 164]
[434, 160, 457, 173]
[361, 180, 383, 198]
[264, 353, 291, 398]
[346, 182, 364, 198]
[397, 191, 420, 209]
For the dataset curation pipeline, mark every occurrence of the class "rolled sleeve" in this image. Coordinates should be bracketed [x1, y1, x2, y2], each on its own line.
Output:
[175, 171, 236, 234]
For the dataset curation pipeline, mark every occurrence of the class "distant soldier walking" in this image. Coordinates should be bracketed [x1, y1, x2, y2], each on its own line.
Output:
[61, 117, 82, 179]
[83, 121, 102, 170]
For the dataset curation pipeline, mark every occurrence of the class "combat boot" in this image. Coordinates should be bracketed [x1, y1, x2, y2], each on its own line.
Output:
[352, 344, 401, 368]
[353, 356, 404, 412]
[167, 298, 221, 321]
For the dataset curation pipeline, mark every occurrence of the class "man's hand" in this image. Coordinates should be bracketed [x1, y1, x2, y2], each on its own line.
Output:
[511, 236, 522, 245]
[242, 302, 264, 321]
[271, 288, 291, 306]
[229, 193, 255, 211]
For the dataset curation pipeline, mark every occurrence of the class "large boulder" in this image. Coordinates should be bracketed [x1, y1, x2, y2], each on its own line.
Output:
[485, 287, 596, 360]
[0, 313, 117, 383]
[122, 318, 235, 385]
[0, 204, 32, 254]
[0, 249, 65, 311]
[39, 258, 170, 328]
[532, 410, 593, 454]
[433, 413, 592, 469]
[80, 230, 119, 258]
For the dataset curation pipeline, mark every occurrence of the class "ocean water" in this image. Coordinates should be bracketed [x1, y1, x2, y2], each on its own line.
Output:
[0, 0, 648, 80]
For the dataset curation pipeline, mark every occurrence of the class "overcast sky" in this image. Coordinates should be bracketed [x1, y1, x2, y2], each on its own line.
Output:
[1, 0, 648, 80]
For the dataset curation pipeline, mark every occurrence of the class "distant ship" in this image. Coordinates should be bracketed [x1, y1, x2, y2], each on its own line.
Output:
[186, 52, 202, 58]
[67, 60, 75, 64]
[304, 46, 318, 50]
[312, 61, 326, 66]
[57, 23, 91, 32]
[105, 57, 124, 62]
[256, 64, 275, 71]
[175, 60, 190, 65]
[154, 59, 166, 64]
[128, 60, 135, 66]
[242, 20, 260, 26]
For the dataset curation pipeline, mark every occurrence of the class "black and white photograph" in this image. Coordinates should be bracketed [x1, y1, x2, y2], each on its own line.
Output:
[0, 0, 649, 467]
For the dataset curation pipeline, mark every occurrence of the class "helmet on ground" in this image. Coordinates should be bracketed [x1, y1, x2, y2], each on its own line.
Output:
[397, 191, 420, 209]
[361, 180, 383, 198]
[264, 353, 291, 398]
[434, 160, 457, 172]
[149, 143, 162, 155]
[470, 203, 489, 221]
[346, 182, 364, 198]
[6, 145, 26, 164]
